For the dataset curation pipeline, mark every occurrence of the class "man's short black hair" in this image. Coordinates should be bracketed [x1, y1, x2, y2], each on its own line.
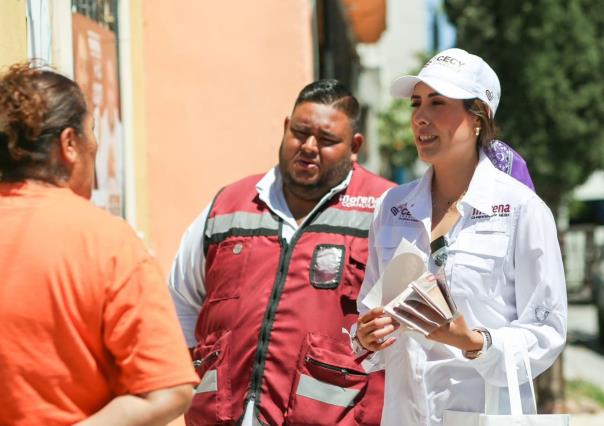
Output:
[293, 79, 360, 131]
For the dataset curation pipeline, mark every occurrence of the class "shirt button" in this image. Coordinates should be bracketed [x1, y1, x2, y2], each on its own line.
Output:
[233, 243, 243, 255]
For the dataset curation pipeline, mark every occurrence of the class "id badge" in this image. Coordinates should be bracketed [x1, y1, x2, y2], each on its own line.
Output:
[310, 244, 345, 289]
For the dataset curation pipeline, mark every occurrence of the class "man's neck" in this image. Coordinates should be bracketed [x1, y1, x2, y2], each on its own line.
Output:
[283, 188, 321, 225]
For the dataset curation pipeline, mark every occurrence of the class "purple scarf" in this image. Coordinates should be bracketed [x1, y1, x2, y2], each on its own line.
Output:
[484, 139, 535, 191]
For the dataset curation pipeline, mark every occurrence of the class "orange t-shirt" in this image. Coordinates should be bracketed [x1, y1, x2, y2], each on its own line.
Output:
[0, 182, 198, 425]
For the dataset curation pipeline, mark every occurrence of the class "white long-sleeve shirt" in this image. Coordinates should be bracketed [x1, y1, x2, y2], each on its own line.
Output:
[358, 153, 567, 426]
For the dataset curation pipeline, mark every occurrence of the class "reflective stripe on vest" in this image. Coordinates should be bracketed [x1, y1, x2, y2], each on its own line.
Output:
[296, 374, 360, 407]
[207, 208, 372, 239]
[314, 207, 373, 230]
[206, 211, 280, 244]
[304, 207, 373, 237]
[195, 369, 218, 394]
[206, 207, 372, 243]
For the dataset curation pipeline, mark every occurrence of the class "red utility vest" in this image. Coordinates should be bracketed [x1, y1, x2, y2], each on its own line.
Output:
[187, 164, 394, 426]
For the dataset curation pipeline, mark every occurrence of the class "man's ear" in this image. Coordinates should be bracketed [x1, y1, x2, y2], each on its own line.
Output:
[59, 127, 79, 166]
[283, 116, 290, 134]
[351, 133, 364, 154]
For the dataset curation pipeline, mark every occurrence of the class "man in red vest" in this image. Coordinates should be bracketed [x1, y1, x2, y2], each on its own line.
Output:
[169, 79, 395, 425]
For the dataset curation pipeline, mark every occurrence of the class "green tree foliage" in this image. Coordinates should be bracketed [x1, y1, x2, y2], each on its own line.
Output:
[378, 99, 416, 170]
[444, 0, 604, 213]
[378, 53, 433, 181]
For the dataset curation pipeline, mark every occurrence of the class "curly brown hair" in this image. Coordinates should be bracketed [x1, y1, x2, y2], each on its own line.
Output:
[0, 63, 87, 182]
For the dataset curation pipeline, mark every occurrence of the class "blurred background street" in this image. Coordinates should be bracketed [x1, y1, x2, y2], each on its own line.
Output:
[566, 304, 604, 424]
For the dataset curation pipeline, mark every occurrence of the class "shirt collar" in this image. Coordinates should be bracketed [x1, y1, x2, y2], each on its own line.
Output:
[405, 167, 433, 223]
[404, 150, 498, 221]
[256, 165, 353, 224]
[256, 166, 284, 215]
[460, 150, 498, 216]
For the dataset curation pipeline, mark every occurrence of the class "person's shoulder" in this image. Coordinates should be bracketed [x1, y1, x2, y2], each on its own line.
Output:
[492, 167, 535, 199]
[48, 190, 143, 249]
[353, 163, 395, 185]
[216, 173, 266, 198]
[209, 173, 268, 213]
[85, 202, 140, 240]
[225, 173, 266, 188]
[492, 171, 555, 223]
[56, 189, 123, 225]
[384, 178, 420, 200]
[351, 163, 396, 196]
[374, 178, 421, 213]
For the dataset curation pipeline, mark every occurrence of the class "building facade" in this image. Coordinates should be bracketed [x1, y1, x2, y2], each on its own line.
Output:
[1, 0, 318, 273]
[1, 0, 443, 269]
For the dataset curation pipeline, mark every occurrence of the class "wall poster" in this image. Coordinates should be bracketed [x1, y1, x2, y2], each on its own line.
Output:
[72, 12, 123, 216]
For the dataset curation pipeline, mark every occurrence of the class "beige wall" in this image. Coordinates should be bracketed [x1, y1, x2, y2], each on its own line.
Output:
[126, 0, 152, 243]
[0, 0, 27, 69]
[142, 0, 314, 272]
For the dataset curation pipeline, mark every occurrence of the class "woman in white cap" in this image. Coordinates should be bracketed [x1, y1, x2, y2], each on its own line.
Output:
[354, 48, 567, 425]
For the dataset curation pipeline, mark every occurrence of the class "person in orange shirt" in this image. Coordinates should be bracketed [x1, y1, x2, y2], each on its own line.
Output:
[0, 64, 198, 425]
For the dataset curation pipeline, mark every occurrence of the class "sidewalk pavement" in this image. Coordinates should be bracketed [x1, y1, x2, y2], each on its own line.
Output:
[571, 412, 604, 425]
[564, 344, 604, 390]
[566, 304, 604, 423]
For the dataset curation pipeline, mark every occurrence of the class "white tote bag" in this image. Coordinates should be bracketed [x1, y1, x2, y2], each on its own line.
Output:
[443, 341, 570, 426]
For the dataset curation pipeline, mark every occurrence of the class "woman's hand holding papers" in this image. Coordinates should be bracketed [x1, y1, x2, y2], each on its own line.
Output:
[358, 306, 484, 353]
[386, 294, 484, 352]
[424, 314, 484, 352]
[356, 307, 399, 352]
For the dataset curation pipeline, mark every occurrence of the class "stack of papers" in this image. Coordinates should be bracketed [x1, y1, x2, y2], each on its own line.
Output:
[361, 239, 457, 336]
[384, 271, 457, 335]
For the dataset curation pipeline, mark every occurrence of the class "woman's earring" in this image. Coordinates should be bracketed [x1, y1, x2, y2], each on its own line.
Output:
[475, 127, 481, 136]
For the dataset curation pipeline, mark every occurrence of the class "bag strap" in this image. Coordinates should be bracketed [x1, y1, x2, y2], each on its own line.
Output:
[503, 340, 523, 414]
[520, 347, 538, 413]
[485, 336, 537, 415]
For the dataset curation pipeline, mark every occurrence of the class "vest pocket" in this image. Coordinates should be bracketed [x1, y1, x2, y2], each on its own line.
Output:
[206, 239, 250, 301]
[285, 333, 368, 425]
[187, 330, 233, 425]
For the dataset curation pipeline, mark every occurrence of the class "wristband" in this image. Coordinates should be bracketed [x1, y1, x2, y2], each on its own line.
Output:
[463, 327, 492, 360]
[351, 333, 369, 356]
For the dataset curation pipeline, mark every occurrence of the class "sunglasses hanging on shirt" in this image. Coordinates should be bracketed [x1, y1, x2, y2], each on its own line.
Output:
[430, 235, 449, 267]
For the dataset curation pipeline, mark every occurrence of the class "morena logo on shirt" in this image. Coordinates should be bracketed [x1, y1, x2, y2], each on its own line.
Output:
[492, 204, 511, 216]
[339, 195, 377, 209]
[470, 204, 511, 220]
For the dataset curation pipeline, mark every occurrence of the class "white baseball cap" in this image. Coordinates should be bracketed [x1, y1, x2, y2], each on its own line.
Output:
[390, 48, 501, 116]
